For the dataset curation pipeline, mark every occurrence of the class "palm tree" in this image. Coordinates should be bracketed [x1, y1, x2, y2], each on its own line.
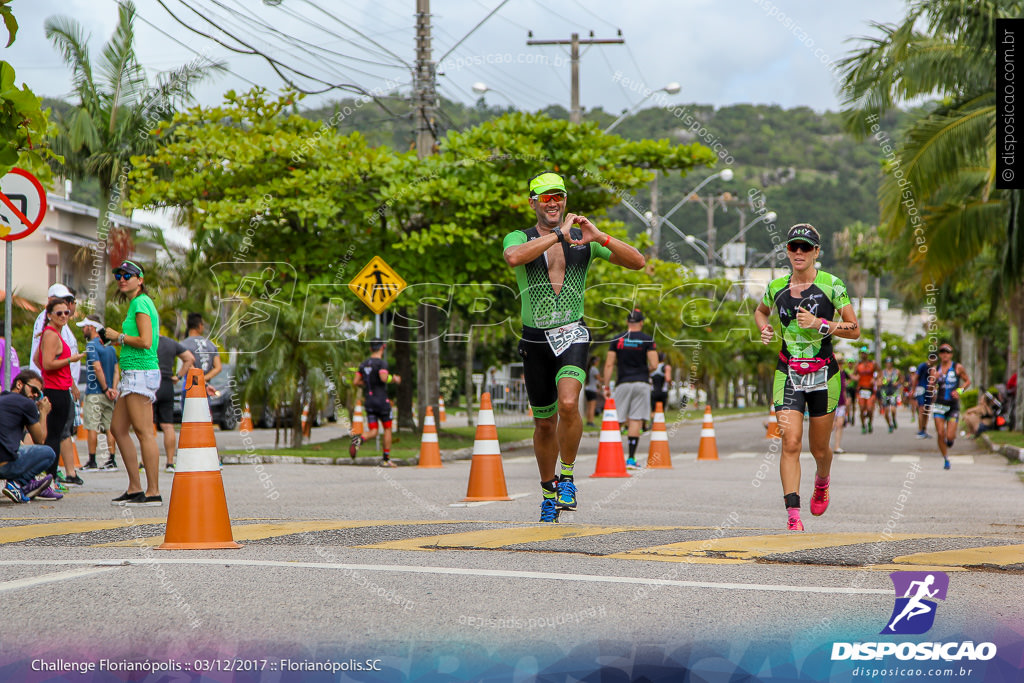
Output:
[838, 0, 1024, 428]
[45, 1, 223, 321]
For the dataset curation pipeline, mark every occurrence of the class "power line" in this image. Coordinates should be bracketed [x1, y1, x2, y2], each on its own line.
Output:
[199, 0, 401, 84]
[271, 1, 407, 67]
[567, 0, 619, 31]
[153, 0, 397, 111]
[297, 0, 413, 69]
[437, 0, 512, 65]
[220, 0, 408, 70]
[134, 8, 261, 88]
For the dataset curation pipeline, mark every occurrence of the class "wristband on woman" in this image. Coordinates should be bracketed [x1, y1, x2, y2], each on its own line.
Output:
[600, 234, 611, 247]
[118, 333, 126, 346]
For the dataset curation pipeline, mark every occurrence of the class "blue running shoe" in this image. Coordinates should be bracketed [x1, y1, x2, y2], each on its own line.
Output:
[943, 458, 951, 470]
[556, 479, 577, 511]
[539, 498, 560, 523]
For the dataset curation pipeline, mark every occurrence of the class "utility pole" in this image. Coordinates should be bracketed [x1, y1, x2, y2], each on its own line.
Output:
[527, 31, 624, 124]
[649, 171, 659, 259]
[415, 0, 439, 431]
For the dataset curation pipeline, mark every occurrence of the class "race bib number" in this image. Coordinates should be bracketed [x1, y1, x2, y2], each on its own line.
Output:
[545, 322, 589, 357]
[859, 389, 874, 400]
[932, 403, 950, 417]
[789, 368, 828, 393]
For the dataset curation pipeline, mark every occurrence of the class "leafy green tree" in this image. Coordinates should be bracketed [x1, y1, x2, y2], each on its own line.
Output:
[45, 0, 223, 320]
[0, 0, 54, 181]
[839, 0, 1024, 428]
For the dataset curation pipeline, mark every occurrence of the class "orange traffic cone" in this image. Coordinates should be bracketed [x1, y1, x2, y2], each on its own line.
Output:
[418, 406, 442, 468]
[647, 401, 672, 468]
[592, 397, 629, 477]
[697, 405, 719, 461]
[438, 397, 447, 423]
[71, 441, 82, 468]
[766, 405, 782, 439]
[301, 403, 311, 437]
[157, 369, 241, 550]
[351, 402, 364, 437]
[239, 404, 254, 432]
[462, 393, 512, 501]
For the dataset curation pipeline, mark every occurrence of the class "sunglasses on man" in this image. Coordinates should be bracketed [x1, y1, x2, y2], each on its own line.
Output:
[535, 192, 566, 203]
[24, 384, 41, 399]
[787, 242, 816, 253]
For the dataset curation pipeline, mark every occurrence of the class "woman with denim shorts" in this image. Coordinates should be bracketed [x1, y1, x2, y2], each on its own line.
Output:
[103, 260, 163, 506]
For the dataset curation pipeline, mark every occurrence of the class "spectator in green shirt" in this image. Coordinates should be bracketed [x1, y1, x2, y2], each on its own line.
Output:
[102, 260, 163, 507]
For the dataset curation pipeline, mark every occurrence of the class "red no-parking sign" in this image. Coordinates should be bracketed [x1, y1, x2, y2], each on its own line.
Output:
[0, 167, 47, 241]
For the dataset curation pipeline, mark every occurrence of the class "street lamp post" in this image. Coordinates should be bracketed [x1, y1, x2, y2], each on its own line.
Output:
[471, 82, 515, 106]
[604, 81, 681, 133]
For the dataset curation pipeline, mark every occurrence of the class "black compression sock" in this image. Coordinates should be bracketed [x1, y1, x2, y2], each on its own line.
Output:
[784, 493, 800, 509]
[628, 437, 639, 458]
[541, 478, 558, 499]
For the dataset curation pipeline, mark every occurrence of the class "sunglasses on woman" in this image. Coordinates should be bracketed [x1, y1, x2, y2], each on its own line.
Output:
[787, 242, 816, 253]
[52, 310, 71, 317]
[114, 272, 136, 281]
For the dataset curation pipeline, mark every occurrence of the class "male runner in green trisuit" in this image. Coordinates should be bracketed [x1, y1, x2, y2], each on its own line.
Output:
[503, 171, 645, 522]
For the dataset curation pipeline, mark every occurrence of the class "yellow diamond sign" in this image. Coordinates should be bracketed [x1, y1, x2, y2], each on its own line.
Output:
[348, 256, 407, 314]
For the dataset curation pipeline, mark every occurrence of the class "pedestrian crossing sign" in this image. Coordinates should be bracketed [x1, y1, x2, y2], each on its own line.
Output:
[349, 256, 407, 314]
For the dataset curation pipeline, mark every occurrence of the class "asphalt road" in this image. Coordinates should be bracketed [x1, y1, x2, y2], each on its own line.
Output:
[2, 406, 1022, 682]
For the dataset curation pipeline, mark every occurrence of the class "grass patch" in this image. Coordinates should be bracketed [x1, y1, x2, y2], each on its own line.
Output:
[222, 425, 536, 460]
[986, 431, 1024, 449]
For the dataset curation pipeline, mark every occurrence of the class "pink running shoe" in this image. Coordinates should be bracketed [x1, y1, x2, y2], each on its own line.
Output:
[810, 477, 830, 516]
[787, 508, 804, 531]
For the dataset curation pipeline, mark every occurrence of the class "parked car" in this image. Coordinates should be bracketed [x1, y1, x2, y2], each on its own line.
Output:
[172, 366, 238, 431]
[243, 368, 337, 429]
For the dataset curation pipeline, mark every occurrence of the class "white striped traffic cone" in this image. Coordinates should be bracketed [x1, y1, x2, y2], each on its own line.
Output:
[158, 369, 241, 550]
[462, 393, 512, 501]
[592, 397, 629, 477]
[766, 405, 782, 439]
[438, 397, 447, 423]
[418, 406, 442, 468]
[351, 401, 364, 437]
[647, 401, 672, 468]
[697, 405, 718, 461]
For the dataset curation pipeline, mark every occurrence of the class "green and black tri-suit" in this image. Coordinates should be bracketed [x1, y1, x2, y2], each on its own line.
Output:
[503, 227, 612, 419]
[762, 270, 851, 417]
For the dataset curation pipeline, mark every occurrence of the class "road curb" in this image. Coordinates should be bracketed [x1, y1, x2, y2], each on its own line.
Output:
[980, 434, 1024, 464]
[219, 410, 764, 467]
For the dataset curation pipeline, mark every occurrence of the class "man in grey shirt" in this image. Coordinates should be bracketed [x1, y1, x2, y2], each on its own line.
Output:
[180, 313, 222, 383]
[155, 336, 194, 471]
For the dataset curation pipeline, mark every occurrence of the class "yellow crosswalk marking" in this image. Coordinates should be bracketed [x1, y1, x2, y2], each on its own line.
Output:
[605, 533, 957, 563]
[893, 544, 1024, 568]
[0, 520, 163, 544]
[93, 519, 468, 548]
[358, 525, 688, 551]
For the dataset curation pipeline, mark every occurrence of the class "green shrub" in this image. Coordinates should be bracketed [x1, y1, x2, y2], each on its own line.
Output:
[959, 388, 978, 410]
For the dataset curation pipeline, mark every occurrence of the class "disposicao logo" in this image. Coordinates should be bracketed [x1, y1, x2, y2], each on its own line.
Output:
[831, 571, 997, 663]
[881, 570, 948, 635]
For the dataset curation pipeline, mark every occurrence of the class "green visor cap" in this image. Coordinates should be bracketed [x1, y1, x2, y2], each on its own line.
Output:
[529, 172, 566, 196]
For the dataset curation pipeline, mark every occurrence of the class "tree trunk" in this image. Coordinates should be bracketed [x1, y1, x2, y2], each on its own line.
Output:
[290, 388, 303, 449]
[464, 323, 475, 427]
[416, 303, 440, 433]
[90, 184, 114, 321]
[393, 307, 415, 432]
[873, 276, 881, 368]
[1011, 285, 1024, 432]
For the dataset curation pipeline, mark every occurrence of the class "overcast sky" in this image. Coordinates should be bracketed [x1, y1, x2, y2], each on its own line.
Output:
[5, 0, 908, 115]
